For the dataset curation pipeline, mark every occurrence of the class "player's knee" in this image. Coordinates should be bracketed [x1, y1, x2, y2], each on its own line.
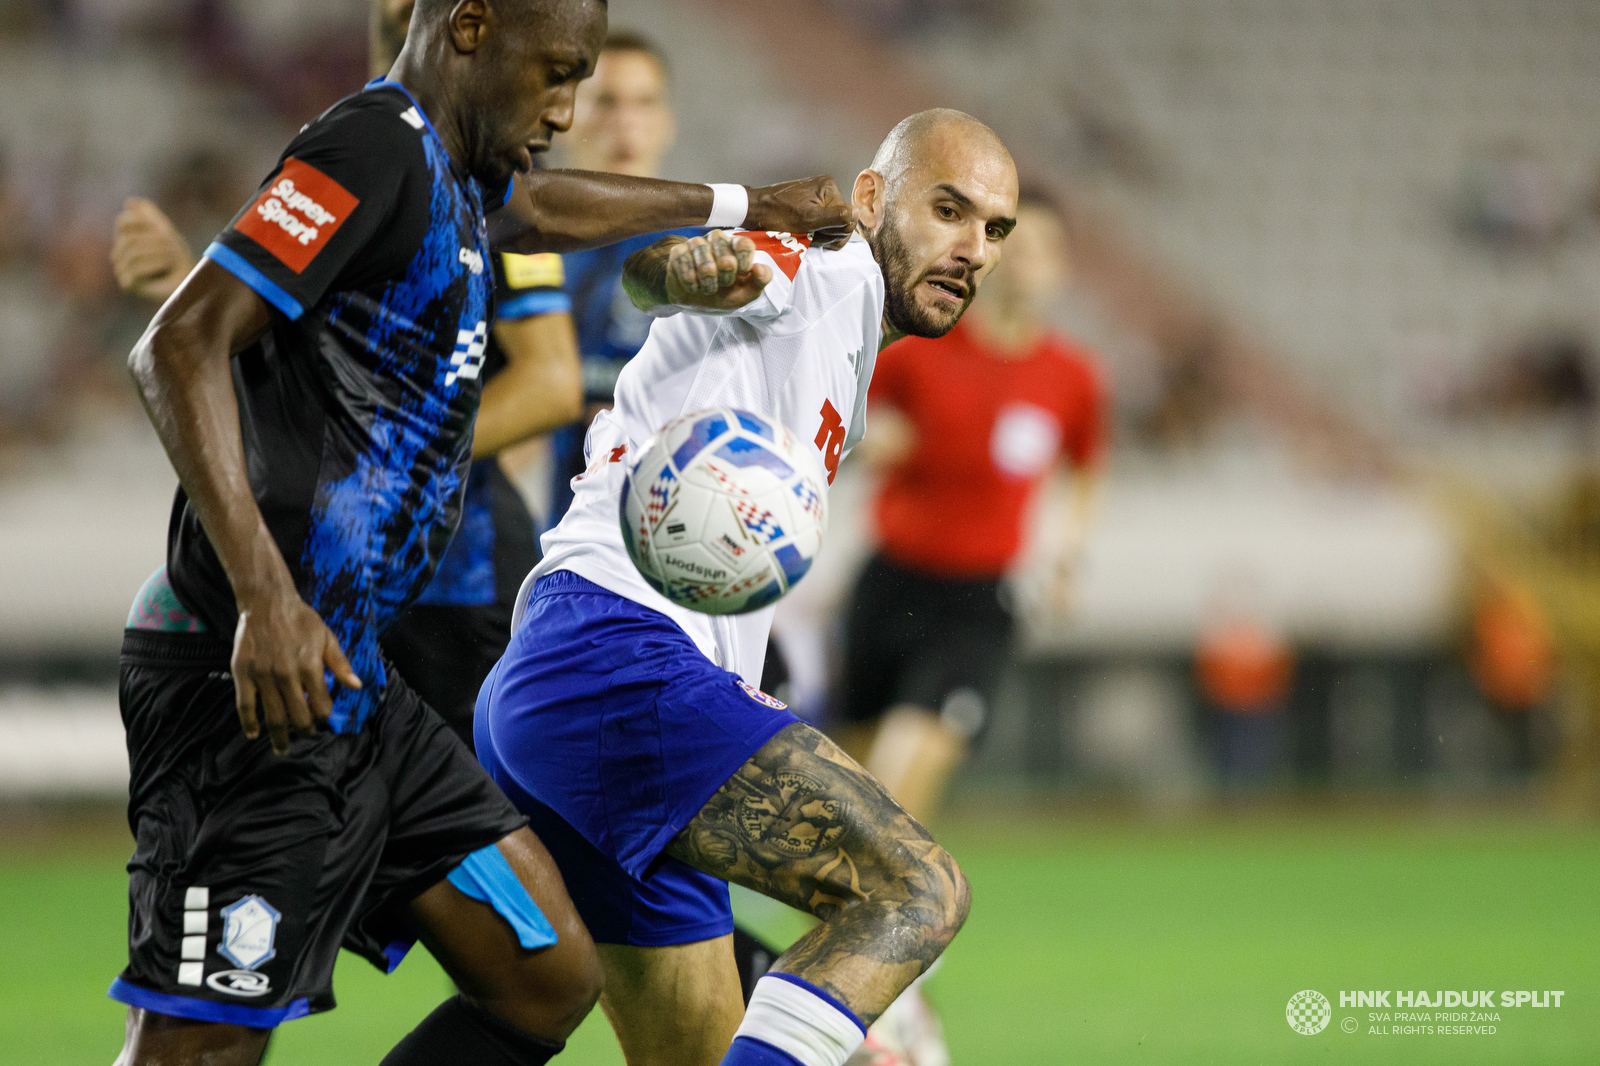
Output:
[525, 938, 604, 1038]
[481, 927, 604, 1040]
[916, 844, 972, 952]
[561, 938, 607, 1030]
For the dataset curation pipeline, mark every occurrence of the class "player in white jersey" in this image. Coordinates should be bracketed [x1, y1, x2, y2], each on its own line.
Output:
[529, 226, 880, 683]
[477, 109, 1018, 1066]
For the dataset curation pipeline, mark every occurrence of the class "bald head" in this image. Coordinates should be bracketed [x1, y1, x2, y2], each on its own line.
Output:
[869, 109, 1012, 203]
[855, 109, 1018, 339]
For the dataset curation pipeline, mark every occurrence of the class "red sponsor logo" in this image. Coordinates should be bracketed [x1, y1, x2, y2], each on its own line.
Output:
[737, 230, 811, 281]
[233, 158, 359, 273]
[814, 398, 845, 484]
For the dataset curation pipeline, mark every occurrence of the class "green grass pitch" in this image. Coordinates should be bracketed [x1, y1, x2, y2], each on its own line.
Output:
[2, 809, 1595, 1064]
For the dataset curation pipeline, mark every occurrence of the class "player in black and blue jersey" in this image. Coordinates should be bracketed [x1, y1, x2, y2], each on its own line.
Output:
[380, 245, 579, 746]
[114, 1, 584, 752]
[110, 2, 854, 1064]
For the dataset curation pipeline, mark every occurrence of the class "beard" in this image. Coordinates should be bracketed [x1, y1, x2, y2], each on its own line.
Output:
[871, 212, 976, 339]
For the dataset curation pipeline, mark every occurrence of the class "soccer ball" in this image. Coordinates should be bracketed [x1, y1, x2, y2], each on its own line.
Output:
[620, 407, 828, 615]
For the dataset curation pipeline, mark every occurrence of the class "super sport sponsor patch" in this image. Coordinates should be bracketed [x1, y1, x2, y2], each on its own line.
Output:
[736, 677, 787, 710]
[234, 158, 359, 273]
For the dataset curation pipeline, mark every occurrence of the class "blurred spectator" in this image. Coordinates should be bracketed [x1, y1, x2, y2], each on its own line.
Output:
[1143, 331, 1228, 447]
[108, 147, 251, 302]
[1446, 329, 1597, 421]
[1467, 576, 1555, 773]
[1195, 577, 1294, 786]
[1552, 468, 1600, 558]
[1458, 140, 1566, 251]
[831, 0, 1022, 38]
[154, 146, 251, 252]
[0, 150, 38, 268]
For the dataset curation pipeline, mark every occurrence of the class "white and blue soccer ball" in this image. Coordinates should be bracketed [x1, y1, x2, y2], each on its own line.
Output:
[621, 407, 828, 615]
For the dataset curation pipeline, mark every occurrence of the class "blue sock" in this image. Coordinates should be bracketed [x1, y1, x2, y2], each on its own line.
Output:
[720, 1037, 806, 1066]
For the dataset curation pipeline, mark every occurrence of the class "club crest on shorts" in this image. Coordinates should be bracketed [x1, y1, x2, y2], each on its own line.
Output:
[217, 894, 281, 971]
[736, 678, 787, 710]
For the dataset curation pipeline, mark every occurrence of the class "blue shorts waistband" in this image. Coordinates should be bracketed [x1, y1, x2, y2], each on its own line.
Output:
[533, 569, 607, 599]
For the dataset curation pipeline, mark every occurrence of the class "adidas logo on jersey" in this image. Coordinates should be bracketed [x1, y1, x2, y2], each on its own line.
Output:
[458, 247, 484, 275]
[446, 321, 487, 386]
[399, 106, 426, 131]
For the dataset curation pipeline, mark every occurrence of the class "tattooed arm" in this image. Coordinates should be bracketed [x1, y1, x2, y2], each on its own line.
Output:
[622, 230, 772, 317]
[668, 722, 971, 1024]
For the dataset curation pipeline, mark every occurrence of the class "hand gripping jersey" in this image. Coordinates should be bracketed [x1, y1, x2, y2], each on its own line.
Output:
[523, 232, 884, 685]
[178, 79, 504, 732]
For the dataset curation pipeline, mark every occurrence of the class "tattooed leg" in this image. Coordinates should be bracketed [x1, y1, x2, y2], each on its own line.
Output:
[668, 722, 971, 1026]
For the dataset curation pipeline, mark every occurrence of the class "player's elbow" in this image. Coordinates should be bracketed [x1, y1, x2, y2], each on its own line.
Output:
[126, 323, 171, 400]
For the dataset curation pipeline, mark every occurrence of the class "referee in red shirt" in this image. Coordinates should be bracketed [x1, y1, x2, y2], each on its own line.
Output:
[838, 191, 1107, 825]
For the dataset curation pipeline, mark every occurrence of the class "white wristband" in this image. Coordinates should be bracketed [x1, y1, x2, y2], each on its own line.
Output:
[705, 183, 749, 230]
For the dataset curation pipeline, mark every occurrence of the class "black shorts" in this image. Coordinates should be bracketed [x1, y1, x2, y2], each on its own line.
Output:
[837, 554, 1014, 741]
[109, 630, 527, 1027]
[380, 600, 513, 751]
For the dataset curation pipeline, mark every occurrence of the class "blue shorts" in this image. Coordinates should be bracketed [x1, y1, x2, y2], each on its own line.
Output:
[476, 570, 798, 946]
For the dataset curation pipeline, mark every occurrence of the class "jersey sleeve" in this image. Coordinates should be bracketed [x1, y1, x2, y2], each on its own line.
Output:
[733, 230, 809, 323]
[647, 230, 811, 325]
[494, 251, 571, 320]
[1060, 349, 1109, 468]
[202, 105, 420, 320]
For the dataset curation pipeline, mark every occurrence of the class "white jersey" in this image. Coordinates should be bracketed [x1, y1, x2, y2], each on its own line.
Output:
[517, 231, 884, 685]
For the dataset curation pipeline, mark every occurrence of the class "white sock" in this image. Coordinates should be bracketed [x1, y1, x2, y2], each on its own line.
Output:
[729, 973, 867, 1066]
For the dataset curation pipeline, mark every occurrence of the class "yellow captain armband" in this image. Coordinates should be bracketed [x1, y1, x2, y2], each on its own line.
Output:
[501, 252, 564, 290]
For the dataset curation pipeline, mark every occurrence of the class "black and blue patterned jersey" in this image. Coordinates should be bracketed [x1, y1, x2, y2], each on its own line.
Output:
[172, 79, 505, 733]
[412, 250, 568, 608]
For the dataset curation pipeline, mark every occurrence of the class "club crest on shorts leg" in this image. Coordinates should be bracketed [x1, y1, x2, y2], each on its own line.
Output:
[204, 894, 281, 996]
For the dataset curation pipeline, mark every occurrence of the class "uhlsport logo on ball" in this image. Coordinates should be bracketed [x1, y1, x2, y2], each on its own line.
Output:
[1287, 989, 1332, 1034]
[620, 407, 828, 615]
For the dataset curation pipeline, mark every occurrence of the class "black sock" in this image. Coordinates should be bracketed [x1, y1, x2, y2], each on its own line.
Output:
[380, 995, 565, 1066]
[732, 924, 781, 1005]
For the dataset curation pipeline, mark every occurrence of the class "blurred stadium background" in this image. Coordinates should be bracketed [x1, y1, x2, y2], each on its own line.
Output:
[1, 0, 1598, 1062]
